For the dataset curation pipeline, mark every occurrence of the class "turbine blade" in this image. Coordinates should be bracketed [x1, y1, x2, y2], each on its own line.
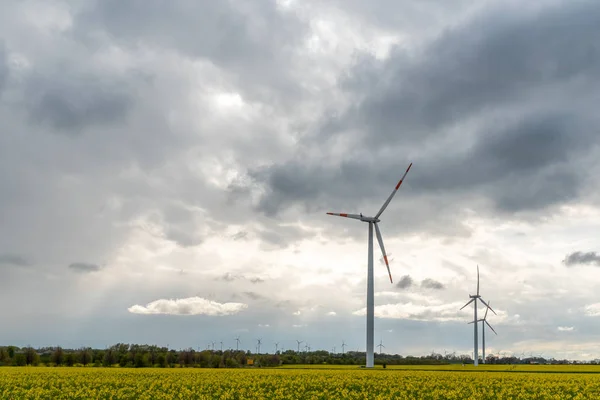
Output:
[326, 212, 362, 221]
[477, 265, 480, 296]
[485, 320, 498, 335]
[478, 298, 497, 315]
[484, 303, 490, 320]
[374, 223, 393, 283]
[459, 298, 475, 310]
[374, 162, 412, 219]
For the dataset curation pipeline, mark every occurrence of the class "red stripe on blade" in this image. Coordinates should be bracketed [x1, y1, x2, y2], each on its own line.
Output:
[395, 180, 403, 190]
[340, 213, 348, 217]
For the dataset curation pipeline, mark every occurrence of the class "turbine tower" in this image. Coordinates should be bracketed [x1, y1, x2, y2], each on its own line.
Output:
[296, 340, 303, 353]
[275, 342, 279, 353]
[341, 341, 346, 354]
[460, 265, 496, 366]
[235, 336, 241, 351]
[470, 301, 497, 364]
[256, 339, 262, 354]
[327, 162, 412, 368]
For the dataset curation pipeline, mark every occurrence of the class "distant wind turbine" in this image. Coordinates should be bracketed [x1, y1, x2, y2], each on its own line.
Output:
[341, 341, 346, 354]
[235, 336, 241, 351]
[327, 162, 413, 368]
[275, 342, 279, 353]
[470, 301, 497, 364]
[296, 340, 303, 353]
[377, 339, 385, 354]
[256, 339, 262, 354]
[460, 265, 496, 366]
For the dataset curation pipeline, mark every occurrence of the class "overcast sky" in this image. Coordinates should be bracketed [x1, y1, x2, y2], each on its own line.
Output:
[1, 0, 600, 360]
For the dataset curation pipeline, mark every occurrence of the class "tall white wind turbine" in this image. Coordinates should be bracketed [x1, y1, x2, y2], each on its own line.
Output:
[327, 162, 412, 368]
[460, 266, 496, 366]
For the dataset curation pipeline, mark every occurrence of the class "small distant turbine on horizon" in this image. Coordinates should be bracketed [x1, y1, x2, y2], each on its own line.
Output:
[296, 340, 303, 353]
[377, 339, 385, 354]
[275, 342, 279, 353]
[235, 336, 241, 351]
[341, 341, 346, 354]
[256, 338, 262, 354]
[469, 301, 497, 364]
[460, 265, 496, 366]
[327, 162, 413, 368]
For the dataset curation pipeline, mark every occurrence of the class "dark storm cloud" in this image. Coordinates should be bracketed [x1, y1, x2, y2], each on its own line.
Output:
[421, 278, 444, 290]
[339, 1, 600, 141]
[0, 254, 30, 267]
[563, 251, 600, 267]
[68, 262, 101, 273]
[396, 275, 413, 289]
[246, 1, 600, 225]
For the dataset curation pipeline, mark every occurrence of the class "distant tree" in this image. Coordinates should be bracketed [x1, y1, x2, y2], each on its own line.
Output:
[51, 347, 64, 366]
[0, 348, 10, 365]
[156, 353, 167, 368]
[13, 354, 26, 366]
[24, 347, 40, 366]
[64, 352, 76, 367]
[78, 348, 93, 366]
[103, 349, 116, 367]
[134, 352, 148, 368]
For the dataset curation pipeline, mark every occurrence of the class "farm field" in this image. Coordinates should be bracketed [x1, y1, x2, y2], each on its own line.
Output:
[2, 366, 600, 399]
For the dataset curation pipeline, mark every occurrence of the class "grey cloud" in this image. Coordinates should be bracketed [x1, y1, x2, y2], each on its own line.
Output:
[340, 1, 600, 141]
[396, 275, 413, 289]
[243, 292, 264, 301]
[231, 231, 248, 241]
[217, 273, 265, 284]
[68, 262, 101, 273]
[26, 72, 133, 132]
[0, 43, 7, 94]
[74, 0, 308, 106]
[246, 1, 600, 229]
[563, 251, 600, 267]
[421, 278, 444, 290]
[0, 254, 30, 267]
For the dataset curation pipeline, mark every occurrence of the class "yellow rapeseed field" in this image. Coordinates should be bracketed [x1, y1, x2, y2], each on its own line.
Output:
[1, 366, 600, 399]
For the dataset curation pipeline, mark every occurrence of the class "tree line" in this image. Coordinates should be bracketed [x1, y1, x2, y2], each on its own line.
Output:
[0, 345, 595, 367]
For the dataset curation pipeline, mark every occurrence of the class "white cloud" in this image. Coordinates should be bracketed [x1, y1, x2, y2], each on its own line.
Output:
[326, 311, 337, 316]
[127, 297, 248, 316]
[584, 303, 600, 317]
[558, 326, 574, 332]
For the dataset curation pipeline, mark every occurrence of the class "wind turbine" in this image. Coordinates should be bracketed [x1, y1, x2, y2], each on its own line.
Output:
[459, 265, 496, 366]
[469, 301, 497, 364]
[256, 339, 262, 354]
[327, 162, 412, 368]
[377, 339, 385, 354]
[341, 341, 346, 354]
[275, 342, 279, 353]
[296, 340, 303, 353]
[220, 341, 223, 352]
[235, 336, 241, 351]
